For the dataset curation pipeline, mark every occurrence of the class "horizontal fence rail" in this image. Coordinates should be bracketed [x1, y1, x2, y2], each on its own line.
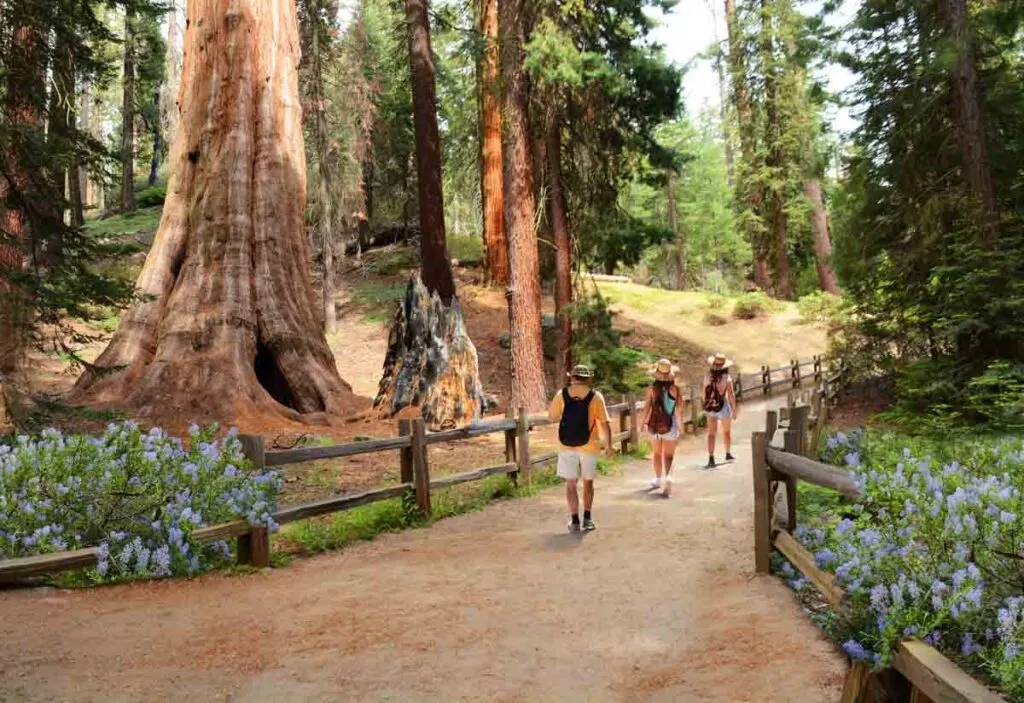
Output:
[754, 400, 1006, 703]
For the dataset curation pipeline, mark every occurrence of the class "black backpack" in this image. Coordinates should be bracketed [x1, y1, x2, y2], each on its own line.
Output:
[558, 388, 594, 447]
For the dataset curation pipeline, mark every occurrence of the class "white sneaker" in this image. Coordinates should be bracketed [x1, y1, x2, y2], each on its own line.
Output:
[663, 475, 674, 496]
[649, 476, 662, 489]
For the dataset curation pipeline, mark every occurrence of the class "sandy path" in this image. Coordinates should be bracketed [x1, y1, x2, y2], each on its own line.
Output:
[0, 401, 845, 702]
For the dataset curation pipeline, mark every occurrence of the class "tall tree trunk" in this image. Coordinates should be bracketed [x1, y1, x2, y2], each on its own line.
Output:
[667, 169, 685, 289]
[479, 0, 508, 286]
[149, 89, 161, 187]
[547, 111, 571, 381]
[405, 0, 455, 303]
[74, 0, 359, 426]
[714, 47, 735, 187]
[500, 0, 546, 411]
[79, 84, 92, 213]
[938, 0, 997, 236]
[724, 0, 770, 292]
[804, 178, 839, 294]
[51, 32, 84, 228]
[307, 2, 338, 334]
[760, 0, 792, 300]
[161, 0, 183, 153]
[121, 6, 136, 213]
[372, 0, 485, 427]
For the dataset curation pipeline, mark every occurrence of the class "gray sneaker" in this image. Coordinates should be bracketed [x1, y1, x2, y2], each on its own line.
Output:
[582, 517, 597, 531]
[568, 520, 582, 533]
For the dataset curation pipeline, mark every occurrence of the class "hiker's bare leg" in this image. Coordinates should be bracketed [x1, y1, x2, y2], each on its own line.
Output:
[565, 478, 579, 515]
[582, 479, 594, 511]
[722, 418, 733, 454]
[663, 439, 678, 477]
[707, 417, 719, 455]
[652, 439, 664, 479]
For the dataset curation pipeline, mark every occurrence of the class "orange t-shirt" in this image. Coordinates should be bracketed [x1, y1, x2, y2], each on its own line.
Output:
[548, 385, 611, 455]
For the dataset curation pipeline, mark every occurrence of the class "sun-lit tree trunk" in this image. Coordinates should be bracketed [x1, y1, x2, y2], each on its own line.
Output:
[547, 110, 571, 381]
[148, 89, 161, 187]
[79, 84, 92, 213]
[121, 6, 136, 213]
[74, 0, 358, 425]
[938, 0, 997, 238]
[804, 178, 839, 294]
[667, 169, 685, 290]
[479, 0, 508, 286]
[51, 31, 85, 227]
[760, 0, 792, 300]
[724, 0, 770, 292]
[500, 0, 546, 411]
[161, 0, 183, 153]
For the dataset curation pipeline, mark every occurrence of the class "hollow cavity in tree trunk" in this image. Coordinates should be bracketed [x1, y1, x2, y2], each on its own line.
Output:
[373, 275, 486, 430]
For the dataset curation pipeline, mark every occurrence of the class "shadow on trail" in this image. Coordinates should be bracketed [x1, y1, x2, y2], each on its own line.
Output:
[542, 531, 592, 551]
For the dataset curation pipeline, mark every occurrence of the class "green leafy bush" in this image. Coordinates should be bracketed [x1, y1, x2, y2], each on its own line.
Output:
[791, 429, 1024, 698]
[569, 291, 648, 393]
[135, 185, 166, 208]
[732, 292, 771, 319]
[797, 291, 846, 324]
[0, 423, 282, 582]
[703, 293, 727, 310]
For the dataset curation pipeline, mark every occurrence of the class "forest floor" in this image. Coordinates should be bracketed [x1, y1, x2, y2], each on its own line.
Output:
[0, 396, 847, 702]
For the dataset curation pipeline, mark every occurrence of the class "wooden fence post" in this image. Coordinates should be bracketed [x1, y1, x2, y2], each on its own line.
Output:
[237, 434, 270, 568]
[690, 386, 699, 429]
[789, 405, 812, 457]
[503, 406, 517, 475]
[782, 430, 800, 532]
[626, 392, 639, 453]
[762, 365, 770, 396]
[517, 407, 531, 485]
[813, 355, 822, 384]
[752, 431, 771, 574]
[411, 419, 431, 518]
[734, 375, 743, 402]
[398, 419, 414, 484]
[619, 395, 629, 454]
[791, 359, 800, 389]
[765, 409, 778, 444]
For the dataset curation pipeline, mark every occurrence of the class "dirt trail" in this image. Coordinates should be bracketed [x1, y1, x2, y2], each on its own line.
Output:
[0, 400, 845, 702]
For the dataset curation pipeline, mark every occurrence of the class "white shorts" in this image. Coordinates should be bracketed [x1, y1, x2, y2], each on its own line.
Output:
[557, 451, 599, 480]
[650, 418, 680, 441]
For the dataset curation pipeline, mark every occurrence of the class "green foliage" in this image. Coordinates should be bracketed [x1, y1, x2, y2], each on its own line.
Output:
[283, 496, 416, 554]
[350, 281, 405, 323]
[134, 185, 166, 208]
[797, 291, 844, 324]
[0, 423, 282, 582]
[795, 430, 1024, 697]
[704, 294, 727, 310]
[447, 235, 484, 263]
[569, 290, 648, 393]
[732, 292, 773, 319]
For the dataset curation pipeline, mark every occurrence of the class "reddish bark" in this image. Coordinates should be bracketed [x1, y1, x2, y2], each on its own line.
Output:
[760, 0, 792, 300]
[74, 0, 360, 425]
[804, 178, 839, 294]
[547, 112, 572, 381]
[406, 0, 455, 304]
[121, 6, 136, 213]
[479, 0, 508, 286]
[499, 0, 546, 411]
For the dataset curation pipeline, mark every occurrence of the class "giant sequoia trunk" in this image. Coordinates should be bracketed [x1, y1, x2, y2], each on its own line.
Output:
[760, 0, 792, 300]
[74, 0, 359, 425]
[725, 0, 770, 292]
[479, 0, 508, 286]
[160, 0, 183, 153]
[371, 0, 484, 428]
[939, 0, 997, 236]
[547, 112, 571, 382]
[500, 0, 547, 412]
[51, 32, 84, 228]
[804, 178, 839, 294]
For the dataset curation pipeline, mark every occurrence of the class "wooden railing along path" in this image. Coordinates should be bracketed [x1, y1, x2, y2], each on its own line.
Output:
[753, 399, 1005, 703]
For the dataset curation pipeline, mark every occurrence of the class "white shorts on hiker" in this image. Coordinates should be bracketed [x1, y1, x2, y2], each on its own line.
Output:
[706, 400, 732, 420]
[557, 451, 599, 480]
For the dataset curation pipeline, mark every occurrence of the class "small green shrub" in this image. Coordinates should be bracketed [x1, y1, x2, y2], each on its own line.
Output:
[704, 294, 727, 310]
[798, 291, 845, 324]
[569, 291, 648, 393]
[447, 235, 484, 263]
[732, 292, 771, 319]
[703, 311, 728, 326]
[135, 185, 166, 208]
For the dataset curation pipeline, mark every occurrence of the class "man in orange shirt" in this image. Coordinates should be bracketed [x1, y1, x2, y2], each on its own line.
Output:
[548, 365, 613, 532]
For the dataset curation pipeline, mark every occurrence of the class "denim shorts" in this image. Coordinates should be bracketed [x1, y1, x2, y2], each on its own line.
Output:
[706, 401, 732, 420]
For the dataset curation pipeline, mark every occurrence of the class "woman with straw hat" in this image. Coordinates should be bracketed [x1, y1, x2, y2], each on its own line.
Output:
[702, 353, 739, 468]
[640, 359, 684, 496]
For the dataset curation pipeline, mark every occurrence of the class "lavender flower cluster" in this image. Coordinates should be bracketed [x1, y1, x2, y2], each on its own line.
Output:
[0, 422, 283, 581]
[794, 430, 1024, 699]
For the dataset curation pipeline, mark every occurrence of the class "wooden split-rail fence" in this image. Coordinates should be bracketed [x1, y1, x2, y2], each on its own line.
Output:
[752, 398, 1006, 703]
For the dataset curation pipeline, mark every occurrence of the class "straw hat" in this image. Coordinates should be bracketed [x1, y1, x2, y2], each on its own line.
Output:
[651, 358, 679, 382]
[707, 353, 734, 369]
[567, 364, 594, 380]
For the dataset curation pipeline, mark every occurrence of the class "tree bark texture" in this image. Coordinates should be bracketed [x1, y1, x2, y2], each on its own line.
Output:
[479, 0, 508, 286]
[121, 6, 136, 213]
[406, 0, 455, 304]
[149, 89, 161, 187]
[79, 84, 92, 213]
[308, 2, 338, 334]
[804, 178, 839, 294]
[938, 0, 997, 233]
[49, 32, 85, 228]
[724, 0, 770, 292]
[499, 0, 547, 412]
[74, 0, 360, 426]
[547, 112, 571, 382]
[373, 276, 485, 429]
[160, 0, 183, 157]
